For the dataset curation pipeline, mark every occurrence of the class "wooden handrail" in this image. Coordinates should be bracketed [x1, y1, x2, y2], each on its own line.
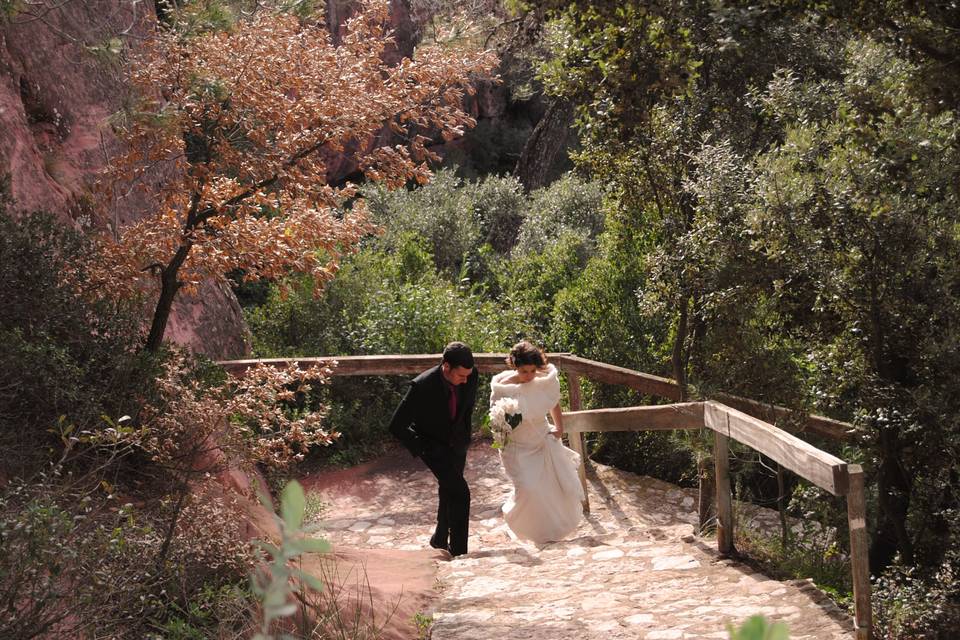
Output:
[704, 402, 849, 496]
[219, 352, 853, 440]
[713, 392, 854, 442]
[550, 354, 852, 441]
[564, 403, 704, 433]
[220, 352, 572, 377]
[551, 354, 685, 401]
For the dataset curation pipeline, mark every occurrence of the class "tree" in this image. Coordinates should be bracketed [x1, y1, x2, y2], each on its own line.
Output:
[747, 39, 960, 568]
[92, 0, 497, 351]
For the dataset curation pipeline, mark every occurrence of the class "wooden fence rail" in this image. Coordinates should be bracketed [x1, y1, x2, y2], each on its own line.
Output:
[218, 352, 869, 639]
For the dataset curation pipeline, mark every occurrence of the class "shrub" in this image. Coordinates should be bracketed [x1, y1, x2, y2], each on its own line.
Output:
[873, 530, 960, 640]
[514, 173, 606, 255]
[497, 229, 593, 341]
[469, 174, 526, 254]
[0, 210, 152, 477]
[727, 615, 790, 640]
[365, 170, 482, 276]
[0, 474, 254, 640]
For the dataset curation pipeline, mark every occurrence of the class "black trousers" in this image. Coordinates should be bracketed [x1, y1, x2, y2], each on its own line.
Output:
[420, 444, 470, 555]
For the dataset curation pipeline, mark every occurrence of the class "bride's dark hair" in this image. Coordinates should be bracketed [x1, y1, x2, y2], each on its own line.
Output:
[507, 340, 547, 368]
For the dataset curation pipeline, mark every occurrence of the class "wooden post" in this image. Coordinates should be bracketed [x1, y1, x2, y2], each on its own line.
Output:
[714, 424, 734, 555]
[847, 464, 872, 640]
[566, 372, 590, 513]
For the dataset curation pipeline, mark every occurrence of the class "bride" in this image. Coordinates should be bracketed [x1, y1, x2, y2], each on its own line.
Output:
[490, 340, 585, 544]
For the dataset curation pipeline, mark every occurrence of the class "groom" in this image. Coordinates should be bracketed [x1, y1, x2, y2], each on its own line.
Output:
[388, 342, 479, 556]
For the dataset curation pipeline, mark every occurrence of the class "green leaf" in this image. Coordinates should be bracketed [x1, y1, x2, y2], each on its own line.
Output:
[281, 480, 306, 532]
[727, 615, 790, 640]
[294, 568, 326, 591]
[253, 540, 281, 559]
[290, 536, 331, 554]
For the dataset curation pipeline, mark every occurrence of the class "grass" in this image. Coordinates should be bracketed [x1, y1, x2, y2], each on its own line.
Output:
[733, 524, 853, 611]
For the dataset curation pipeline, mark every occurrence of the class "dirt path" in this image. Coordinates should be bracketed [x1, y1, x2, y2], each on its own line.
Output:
[304, 443, 854, 640]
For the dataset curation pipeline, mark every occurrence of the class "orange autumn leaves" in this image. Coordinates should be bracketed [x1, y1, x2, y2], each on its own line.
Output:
[93, 0, 497, 336]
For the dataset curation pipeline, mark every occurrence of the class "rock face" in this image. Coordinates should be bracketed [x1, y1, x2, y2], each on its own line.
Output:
[0, 1, 139, 222]
[0, 1, 249, 359]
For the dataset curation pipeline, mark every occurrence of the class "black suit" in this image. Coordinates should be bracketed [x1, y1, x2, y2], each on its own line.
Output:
[388, 365, 478, 555]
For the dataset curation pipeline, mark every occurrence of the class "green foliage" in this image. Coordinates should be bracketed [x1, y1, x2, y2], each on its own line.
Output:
[499, 230, 592, 341]
[747, 38, 960, 568]
[162, 0, 238, 35]
[533, 1, 960, 604]
[514, 173, 606, 255]
[413, 611, 434, 640]
[0, 476, 254, 640]
[251, 480, 330, 640]
[873, 539, 960, 640]
[151, 583, 254, 640]
[727, 615, 790, 640]
[549, 212, 666, 373]
[734, 519, 851, 610]
[245, 481, 395, 639]
[365, 170, 484, 276]
[0, 487, 87, 639]
[0, 0, 23, 21]
[0, 210, 155, 477]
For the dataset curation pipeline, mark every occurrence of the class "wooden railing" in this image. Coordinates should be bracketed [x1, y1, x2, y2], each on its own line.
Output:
[220, 352, 870, 639]
[555, 357, 869, 640]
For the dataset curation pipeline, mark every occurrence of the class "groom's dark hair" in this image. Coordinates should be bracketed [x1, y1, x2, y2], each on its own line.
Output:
[442, 341, 474, 369]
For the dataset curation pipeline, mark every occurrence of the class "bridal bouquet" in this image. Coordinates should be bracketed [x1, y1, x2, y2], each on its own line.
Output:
[486, 397, 522, 449]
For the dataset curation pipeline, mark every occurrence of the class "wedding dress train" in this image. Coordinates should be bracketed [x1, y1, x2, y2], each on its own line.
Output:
[490, 364, 584, 544]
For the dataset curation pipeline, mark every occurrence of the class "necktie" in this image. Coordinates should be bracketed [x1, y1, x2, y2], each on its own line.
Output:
[448, 384, 458, 420]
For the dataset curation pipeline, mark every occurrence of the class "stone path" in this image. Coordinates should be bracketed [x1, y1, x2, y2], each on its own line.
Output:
[307, 443, 854, 640]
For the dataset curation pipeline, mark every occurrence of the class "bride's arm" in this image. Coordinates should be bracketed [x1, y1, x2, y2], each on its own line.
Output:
[548, 403, 564, 439]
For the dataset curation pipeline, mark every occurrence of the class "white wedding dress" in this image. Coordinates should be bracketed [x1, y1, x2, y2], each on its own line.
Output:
[490, 364, 585, 544]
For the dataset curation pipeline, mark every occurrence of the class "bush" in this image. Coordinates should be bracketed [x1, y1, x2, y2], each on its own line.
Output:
[497, 229, 593, 341]
[365, 170, 482, 276]
[469, 174, 526, 254]
[873, 527, 960, 640]
[0, 210, 153, 477]
[0, 475, 254, 640]
[514, 173, 606, 255]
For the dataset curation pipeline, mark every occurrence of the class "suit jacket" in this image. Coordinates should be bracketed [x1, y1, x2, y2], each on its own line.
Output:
[388, 365, 479, 456]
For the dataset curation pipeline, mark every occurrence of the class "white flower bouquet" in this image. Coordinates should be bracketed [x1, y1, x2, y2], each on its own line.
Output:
[486, 396, 522, 449]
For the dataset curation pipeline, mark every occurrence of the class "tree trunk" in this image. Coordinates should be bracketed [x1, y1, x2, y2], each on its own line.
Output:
[144, 243, 192, 352]
[870, 427, 914, 569]
[865, 256, 915, 570]
[514, 97, 574, 192]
